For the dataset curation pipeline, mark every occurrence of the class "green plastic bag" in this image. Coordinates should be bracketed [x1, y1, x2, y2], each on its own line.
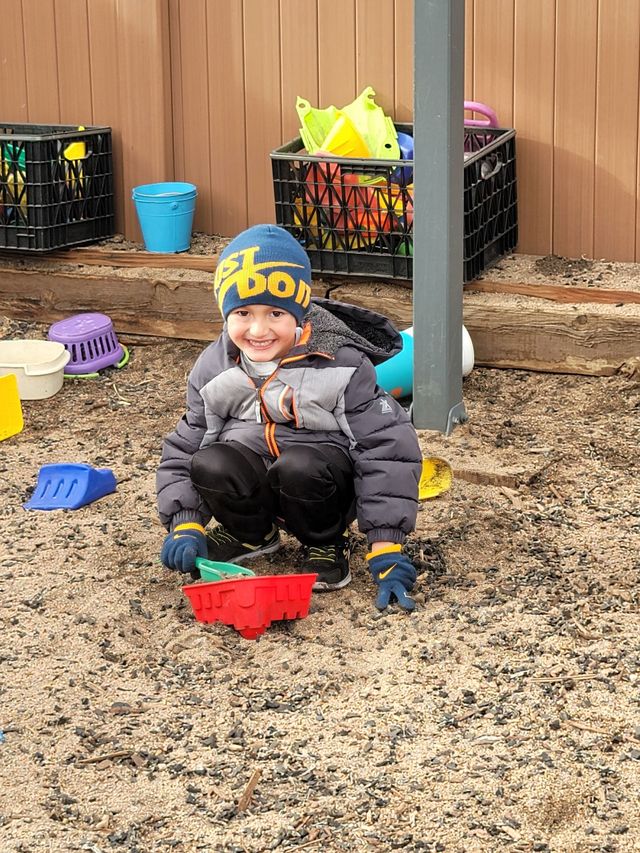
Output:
[296, 87, 399, 160]
[296, 98, 341, 154]
[342, 87, 399, 160]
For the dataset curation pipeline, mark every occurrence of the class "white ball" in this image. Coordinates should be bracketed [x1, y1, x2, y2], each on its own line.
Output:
[462, 325, 475, 377]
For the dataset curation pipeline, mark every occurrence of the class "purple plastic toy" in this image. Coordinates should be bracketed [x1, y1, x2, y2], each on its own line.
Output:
[48, 313, 125, 375]
[463, 101, 499, 155]
[463, 101, 499, 128]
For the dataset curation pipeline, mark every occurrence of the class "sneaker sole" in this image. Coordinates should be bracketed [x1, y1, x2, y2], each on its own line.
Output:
[224, 538, 282, 565]
[312, 569, 352, 592]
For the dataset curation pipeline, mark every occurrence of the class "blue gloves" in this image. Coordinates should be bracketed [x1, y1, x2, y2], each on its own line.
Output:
[367, 545, 417, 611]
[161, 522, 208, 573]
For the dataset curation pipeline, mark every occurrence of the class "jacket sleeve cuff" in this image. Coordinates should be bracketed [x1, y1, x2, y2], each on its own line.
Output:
[170, 510, 207, 532]
[366, 528, 406, 546]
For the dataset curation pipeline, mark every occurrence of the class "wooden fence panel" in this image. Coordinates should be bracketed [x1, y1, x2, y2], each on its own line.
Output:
[394, 0, 413, 121]
[243, 0, 283, 224]
[115, 0, 173, 239]
[87, 0, 125, 233]
[473, 0, 515, 128]
[4, 0, 640, 261]
[464, 0, 474, 101]
[169, 0, 185, 191]
[318, 0, 356, 109]
[0, 2, 28, 121]
[281, 0, 319, 144]
[54, 0, 93, 125]
[554, 0, 598, 259]
[638, 74, 640, 262]
[206, 0, 248, 235]
[21, 0, 60, 122]
[513, 0, 555, 255]
[594, 0, 640, 262]
[355, 0, 395, 117]
[172, 0, 212, 233]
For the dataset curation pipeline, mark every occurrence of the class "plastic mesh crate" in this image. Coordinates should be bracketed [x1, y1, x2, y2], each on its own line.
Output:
[271, 123, 517, 282]
[0, 123, 114, 251]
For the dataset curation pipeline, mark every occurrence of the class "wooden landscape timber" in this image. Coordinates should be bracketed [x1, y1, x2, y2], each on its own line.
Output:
[20, 248, 220, 273]
[328, 283, 640, 377]
[465, 279, 640, 305]
[0, 265, 223, 341]
[0, 253, 638, 377]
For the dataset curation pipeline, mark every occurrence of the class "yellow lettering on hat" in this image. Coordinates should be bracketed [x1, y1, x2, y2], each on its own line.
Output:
[215, 243, 311, 312]
[237, 272, 267, 300]
[295, 280, 311, 306]
[267, 271, 296, 299]
[214, 245, 261, 307]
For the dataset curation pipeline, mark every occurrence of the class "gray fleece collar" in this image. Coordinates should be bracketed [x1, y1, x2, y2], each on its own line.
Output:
[303, 298, 402, 365]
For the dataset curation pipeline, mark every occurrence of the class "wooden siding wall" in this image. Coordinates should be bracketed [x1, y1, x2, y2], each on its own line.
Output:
[0, 0, 173, 242]
[2, 1, 640, 262]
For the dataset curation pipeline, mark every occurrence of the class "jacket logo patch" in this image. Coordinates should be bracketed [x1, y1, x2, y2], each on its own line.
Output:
[379, 398, 393, 414]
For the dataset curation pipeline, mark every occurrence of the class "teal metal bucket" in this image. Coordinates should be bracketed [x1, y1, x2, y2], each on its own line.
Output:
[131, 182, 197, 252]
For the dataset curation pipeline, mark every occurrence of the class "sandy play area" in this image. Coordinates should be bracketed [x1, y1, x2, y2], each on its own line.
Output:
[0, 251, 639, 853]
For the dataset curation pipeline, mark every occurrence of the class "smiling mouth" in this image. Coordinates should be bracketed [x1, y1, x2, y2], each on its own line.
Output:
[247, 339, 276, 348]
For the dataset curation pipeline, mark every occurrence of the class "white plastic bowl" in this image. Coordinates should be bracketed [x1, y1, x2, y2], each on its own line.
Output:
[0, 340, 71, 400]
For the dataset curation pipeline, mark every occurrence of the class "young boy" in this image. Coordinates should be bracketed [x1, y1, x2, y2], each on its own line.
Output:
[157, 224, 422, 610]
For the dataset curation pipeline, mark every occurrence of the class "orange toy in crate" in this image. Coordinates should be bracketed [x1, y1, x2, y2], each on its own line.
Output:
[303, 163, 407, 249]
[182, 558, 316, 640]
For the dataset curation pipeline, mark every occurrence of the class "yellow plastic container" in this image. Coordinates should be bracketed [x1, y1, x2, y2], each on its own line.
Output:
[0, 374, 24, 441]
[63, 127, 87, 202]
[63, 126, 87, 161]
[320, 114, 370, 158]
[419, 457, 453, 500]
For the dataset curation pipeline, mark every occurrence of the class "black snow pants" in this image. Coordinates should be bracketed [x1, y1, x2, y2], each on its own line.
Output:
[190, 441, 356, 545]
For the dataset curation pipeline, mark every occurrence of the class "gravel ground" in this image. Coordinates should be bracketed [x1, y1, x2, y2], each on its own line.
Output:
[0, 282, 639, 853]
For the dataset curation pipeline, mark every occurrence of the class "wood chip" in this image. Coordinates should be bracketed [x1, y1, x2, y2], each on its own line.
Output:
[237, 768, 261, 812]
[530, 674, 597, 684]
[565, 719, 610, 736]
[131, 753, 147, 768]
[76, 749, 133, 765]
[472, 735, 503, 745]
[573, 620, 602, 641]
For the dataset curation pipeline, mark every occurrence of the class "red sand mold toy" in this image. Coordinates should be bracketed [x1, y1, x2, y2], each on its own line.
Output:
[182, 557, 317, 640]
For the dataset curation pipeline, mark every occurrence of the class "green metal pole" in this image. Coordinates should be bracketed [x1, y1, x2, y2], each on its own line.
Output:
[412, 0, 467, 433]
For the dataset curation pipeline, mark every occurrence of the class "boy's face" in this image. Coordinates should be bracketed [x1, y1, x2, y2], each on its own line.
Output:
[227, 304, 298, 362]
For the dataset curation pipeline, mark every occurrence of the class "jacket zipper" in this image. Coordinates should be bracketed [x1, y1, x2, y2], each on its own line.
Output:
[250, 352, 334, 442]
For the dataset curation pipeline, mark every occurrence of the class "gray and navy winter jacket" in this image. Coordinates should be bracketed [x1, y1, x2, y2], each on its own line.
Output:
[156, 297, 422, 545]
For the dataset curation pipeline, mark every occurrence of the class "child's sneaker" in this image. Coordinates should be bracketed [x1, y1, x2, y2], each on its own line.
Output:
[303, 534, 352, 591]
[206, 524, 280, 564]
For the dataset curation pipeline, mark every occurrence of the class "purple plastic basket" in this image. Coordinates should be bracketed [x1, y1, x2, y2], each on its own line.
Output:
[48, 312, 124, 375]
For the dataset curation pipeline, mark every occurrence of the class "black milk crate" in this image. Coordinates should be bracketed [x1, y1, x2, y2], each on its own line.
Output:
[271, 124, 517, 282]
[0, 123, 114, 251]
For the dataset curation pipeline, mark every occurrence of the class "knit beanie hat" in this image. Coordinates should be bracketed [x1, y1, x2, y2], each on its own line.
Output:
[214, 224, 312, 324]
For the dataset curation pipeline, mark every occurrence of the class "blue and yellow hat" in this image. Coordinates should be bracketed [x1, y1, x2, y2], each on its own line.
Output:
[214, 224, 312, 324]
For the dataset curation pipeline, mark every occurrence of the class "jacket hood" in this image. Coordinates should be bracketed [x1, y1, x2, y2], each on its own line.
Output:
[303, 297, 402, 366]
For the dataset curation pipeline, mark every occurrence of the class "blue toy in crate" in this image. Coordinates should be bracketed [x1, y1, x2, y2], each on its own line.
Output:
[24, 463, 117, 510]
